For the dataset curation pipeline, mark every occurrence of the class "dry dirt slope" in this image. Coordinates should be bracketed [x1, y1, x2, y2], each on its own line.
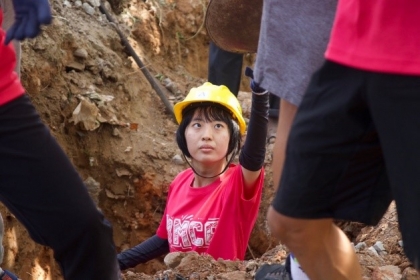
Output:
[0, 0, 419, 279]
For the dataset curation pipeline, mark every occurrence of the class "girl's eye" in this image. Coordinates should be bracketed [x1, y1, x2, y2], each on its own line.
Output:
[214, 123, 224, 129]
[192, 123, 201, 128]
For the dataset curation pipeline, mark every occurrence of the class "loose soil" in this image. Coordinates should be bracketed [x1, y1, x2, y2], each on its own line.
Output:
[1, 0, 418, 279]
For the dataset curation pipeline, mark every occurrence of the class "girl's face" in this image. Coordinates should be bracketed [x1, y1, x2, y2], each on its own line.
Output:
[185, 110, 230, 165]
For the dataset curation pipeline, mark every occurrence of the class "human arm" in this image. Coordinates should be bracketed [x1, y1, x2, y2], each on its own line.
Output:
[239, 67, 269, 197]
[117, 234, 170, 270]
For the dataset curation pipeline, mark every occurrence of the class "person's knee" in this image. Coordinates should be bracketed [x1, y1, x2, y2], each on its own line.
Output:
[267, 206, 331, 252]
[266, 206, 304, 245]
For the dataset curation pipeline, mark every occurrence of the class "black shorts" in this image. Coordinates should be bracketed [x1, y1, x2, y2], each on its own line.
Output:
[272, 61, 420, 266]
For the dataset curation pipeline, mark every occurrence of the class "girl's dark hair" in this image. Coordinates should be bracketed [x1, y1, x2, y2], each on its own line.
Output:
[176, 102, 241, 158]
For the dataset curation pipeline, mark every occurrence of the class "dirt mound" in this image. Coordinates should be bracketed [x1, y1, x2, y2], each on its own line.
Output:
[0, 0, 418, 279]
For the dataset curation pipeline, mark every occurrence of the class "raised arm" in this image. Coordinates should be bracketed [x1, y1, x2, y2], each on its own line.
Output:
[239, 67, 269, 196]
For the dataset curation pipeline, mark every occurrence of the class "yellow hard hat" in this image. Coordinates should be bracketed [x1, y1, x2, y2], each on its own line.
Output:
[173, 82, 246, 135]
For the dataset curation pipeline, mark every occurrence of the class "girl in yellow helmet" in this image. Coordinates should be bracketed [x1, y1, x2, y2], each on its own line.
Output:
[118, 69, 269, 269]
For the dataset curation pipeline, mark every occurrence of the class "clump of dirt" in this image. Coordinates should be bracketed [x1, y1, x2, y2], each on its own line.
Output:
[0, 0, 417, 279]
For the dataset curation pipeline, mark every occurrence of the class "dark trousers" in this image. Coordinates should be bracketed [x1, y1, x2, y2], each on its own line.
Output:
[208, 42, 279, 117]
[208, 42, 243, 96]
[0, 95, 120, 279]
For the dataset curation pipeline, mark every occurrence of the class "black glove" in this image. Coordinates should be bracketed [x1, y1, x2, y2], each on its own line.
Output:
[245, 67, 268, 94]
[5, 0, 52, 45]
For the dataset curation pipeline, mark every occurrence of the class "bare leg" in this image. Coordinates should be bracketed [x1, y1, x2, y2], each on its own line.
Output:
[272, 99, 297, 189]
[267, 207, 362, 280]
[269, 99, 362, 279]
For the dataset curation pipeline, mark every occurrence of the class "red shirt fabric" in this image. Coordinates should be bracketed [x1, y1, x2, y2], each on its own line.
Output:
[325, 0, 420, 75]
[0, 10, 25, 105]
[156, 164, 264, 260]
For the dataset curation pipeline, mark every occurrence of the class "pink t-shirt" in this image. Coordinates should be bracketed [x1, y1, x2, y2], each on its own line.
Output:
[0, 10, 25, 105]
[326, 0, 420, 75]
[156, 164, 264, 260]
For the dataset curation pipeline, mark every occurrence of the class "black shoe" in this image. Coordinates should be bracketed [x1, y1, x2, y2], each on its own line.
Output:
[255, 255, 292, 280]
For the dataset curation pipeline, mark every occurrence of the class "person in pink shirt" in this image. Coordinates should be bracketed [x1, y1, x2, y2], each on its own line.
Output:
[266, 1, 420, 279]
[1, 13, 23, 277]
[118, 74, 269, 268]
[1, 1, 121, 279]
[0, 0, 20, 75]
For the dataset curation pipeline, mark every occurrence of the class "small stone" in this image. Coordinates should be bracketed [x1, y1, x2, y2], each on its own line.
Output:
[112, 128, 121, 137]
[354, 242, 367, 251]
[189, 272, 200, 280]
[162, 77, 178, 94]
[245, 260, 258, 271]
[164, 252, 186, 269]
[373, 241, 386, 253]
[94, 76, 103, 85]
[84, 176, 100, 205]
[172, 154, 184, 165]
[74, 48, 88, 59]
[87, 0, 100, 7]
[367, 246, 380, 257]
[66, 61, 85, 72]
[82, 2, 95, 15]
[89, 157, 96, 167]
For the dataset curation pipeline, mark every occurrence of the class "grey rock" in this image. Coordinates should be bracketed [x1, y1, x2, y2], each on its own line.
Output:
[172, 154, 185, 165]
[74, 48, 89, 59]
[82, 2, 95, 15]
